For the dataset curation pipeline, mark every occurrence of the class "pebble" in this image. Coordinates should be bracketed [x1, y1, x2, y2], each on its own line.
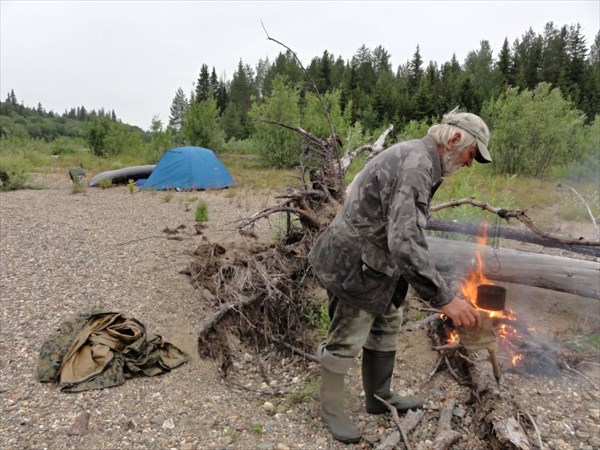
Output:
[162, 418, 175, 430]
[256, 443, 275, 450]
[453, 407, 466, 418]
[150, 416, 165, 426]
[263, 402, 275, 412]
[67, 411, 90, 436]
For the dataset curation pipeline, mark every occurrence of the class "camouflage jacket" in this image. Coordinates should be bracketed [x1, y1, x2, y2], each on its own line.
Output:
[36, 311, 188, 392]
[308, 136, 453, 314]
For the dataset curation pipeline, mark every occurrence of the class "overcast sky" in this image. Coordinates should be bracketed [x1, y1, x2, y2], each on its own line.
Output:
[1, 1, 598, 130]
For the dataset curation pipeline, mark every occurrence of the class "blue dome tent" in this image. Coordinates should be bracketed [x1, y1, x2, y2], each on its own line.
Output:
[141, 146, 234, 191]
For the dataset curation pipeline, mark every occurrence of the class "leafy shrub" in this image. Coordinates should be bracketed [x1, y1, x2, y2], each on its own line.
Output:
[249, 76, 302, 168]
[182, 97, 226, 151]
[0, 169, 29, 191]
[484, 83, 586, 177]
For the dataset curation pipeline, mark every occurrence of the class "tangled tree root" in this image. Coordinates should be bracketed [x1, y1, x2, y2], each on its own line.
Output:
[190, 235, 323, 375]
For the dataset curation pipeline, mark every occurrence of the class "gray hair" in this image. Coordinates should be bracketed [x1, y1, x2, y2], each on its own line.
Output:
[427, 123, 477, 153]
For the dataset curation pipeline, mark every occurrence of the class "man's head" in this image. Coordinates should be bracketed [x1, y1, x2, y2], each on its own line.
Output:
[428, 108, 491, 176]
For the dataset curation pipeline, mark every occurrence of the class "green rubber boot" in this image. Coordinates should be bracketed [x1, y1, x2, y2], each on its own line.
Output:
[320, 366, 361, 444]
[362, 348, 423, 414]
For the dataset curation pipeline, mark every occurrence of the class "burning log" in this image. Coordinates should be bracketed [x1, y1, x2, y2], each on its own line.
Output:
[428, 314, 537, 449]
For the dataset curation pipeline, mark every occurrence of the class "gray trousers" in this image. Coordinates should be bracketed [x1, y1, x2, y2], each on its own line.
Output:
[317, 290, 404, 374]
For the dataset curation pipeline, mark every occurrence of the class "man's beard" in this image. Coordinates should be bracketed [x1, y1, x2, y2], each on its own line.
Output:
[441, 146, 463, 177]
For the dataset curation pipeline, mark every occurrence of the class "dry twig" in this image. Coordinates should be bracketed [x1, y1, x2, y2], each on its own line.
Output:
[373, 394, 412, 450]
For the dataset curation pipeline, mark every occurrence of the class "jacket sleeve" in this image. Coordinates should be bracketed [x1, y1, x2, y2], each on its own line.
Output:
[387, 167, 454, 307]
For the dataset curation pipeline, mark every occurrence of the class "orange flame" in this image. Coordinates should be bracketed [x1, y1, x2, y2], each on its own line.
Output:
[446, 331, 460, 345]
[511, 353, 524, 366]
[460, 222, 494, 305]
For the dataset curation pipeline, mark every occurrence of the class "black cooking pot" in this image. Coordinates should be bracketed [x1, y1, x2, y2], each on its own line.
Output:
[476, 284, 506, 311]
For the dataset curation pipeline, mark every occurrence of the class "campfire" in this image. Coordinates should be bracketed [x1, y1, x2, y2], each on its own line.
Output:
[437, 224, 561, 378]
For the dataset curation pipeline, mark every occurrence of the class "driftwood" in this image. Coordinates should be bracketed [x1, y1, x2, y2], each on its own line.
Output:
[427, 236, 600, 299]
[373, 407, 425, 450]
[468, 350, 532, 449]
[432, 397, 462, 450]
[428, 317, 535, 449]
[430, 197, 600, 247]
[426, 217, 600, 257]
[374, 394, 413, 450]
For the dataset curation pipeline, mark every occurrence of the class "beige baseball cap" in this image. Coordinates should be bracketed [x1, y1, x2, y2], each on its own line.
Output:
[442, 108, 492, 163]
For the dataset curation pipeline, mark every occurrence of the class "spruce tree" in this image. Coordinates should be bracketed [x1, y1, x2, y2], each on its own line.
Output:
[168, 87, 188, 133]
[408, 46, 424, 94]
[195, 64, 211, 103]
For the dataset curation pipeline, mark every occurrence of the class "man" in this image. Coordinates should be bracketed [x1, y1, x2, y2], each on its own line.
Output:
[308, 108, 491, 443]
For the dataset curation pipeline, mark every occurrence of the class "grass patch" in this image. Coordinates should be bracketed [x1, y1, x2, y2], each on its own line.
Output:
[195, 201, 209, 222]
[250, 424, 263, 435]
[564, 333, 600, 353]
[299, 299, 330, 336]
[219, 152, 296, 191]
[97, 178, 113, 189]
[284, 381, 319, 406]
[70, 179, 87, 194]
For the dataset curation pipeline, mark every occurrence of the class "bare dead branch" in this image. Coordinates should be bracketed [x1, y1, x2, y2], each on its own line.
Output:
[433, 343, 460, 351]
[524, 411, 544, 450]
[406, 313, 440, 331]
[430, 197, 600, 246]
[557, 183, 600, 240]
[257, 119, 327, 149]
[260, 22, 338, 147]
[426, 217, 600, 257]
[266, 334, 318, 362]
[373, 394, 412, 450]
[238, 206, 320, 230]
[432, 398, 462, 450]
[339, 124, 394, 172]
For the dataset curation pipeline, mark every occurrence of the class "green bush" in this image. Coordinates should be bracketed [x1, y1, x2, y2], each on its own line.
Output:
[182, 97, 226, 151]
[484, 83, 586, 177]
[0, 168, 29, 191]
[249, 76, 302, 168]
[195, 202, 209, 222]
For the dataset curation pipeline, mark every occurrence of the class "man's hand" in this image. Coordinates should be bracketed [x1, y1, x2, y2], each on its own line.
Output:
[439, 297, 480, 327]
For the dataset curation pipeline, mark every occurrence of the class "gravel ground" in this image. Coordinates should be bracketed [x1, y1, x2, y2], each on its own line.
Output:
[1, 179, 599, 450]
[0, 182, 328, 450]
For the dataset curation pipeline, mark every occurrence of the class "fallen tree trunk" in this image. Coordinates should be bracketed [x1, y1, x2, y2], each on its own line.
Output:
[426, 218, 600, 257]
[428, 318, 535, 449]
[427, 236, 600, 299]
[468, 350, 532, 450]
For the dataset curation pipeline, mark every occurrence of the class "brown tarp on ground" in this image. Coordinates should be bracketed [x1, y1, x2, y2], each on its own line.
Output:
[37, 311, 188, 392]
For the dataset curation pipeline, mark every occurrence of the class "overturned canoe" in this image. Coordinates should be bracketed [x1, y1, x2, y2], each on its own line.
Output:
[88, 165, 155, 187]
